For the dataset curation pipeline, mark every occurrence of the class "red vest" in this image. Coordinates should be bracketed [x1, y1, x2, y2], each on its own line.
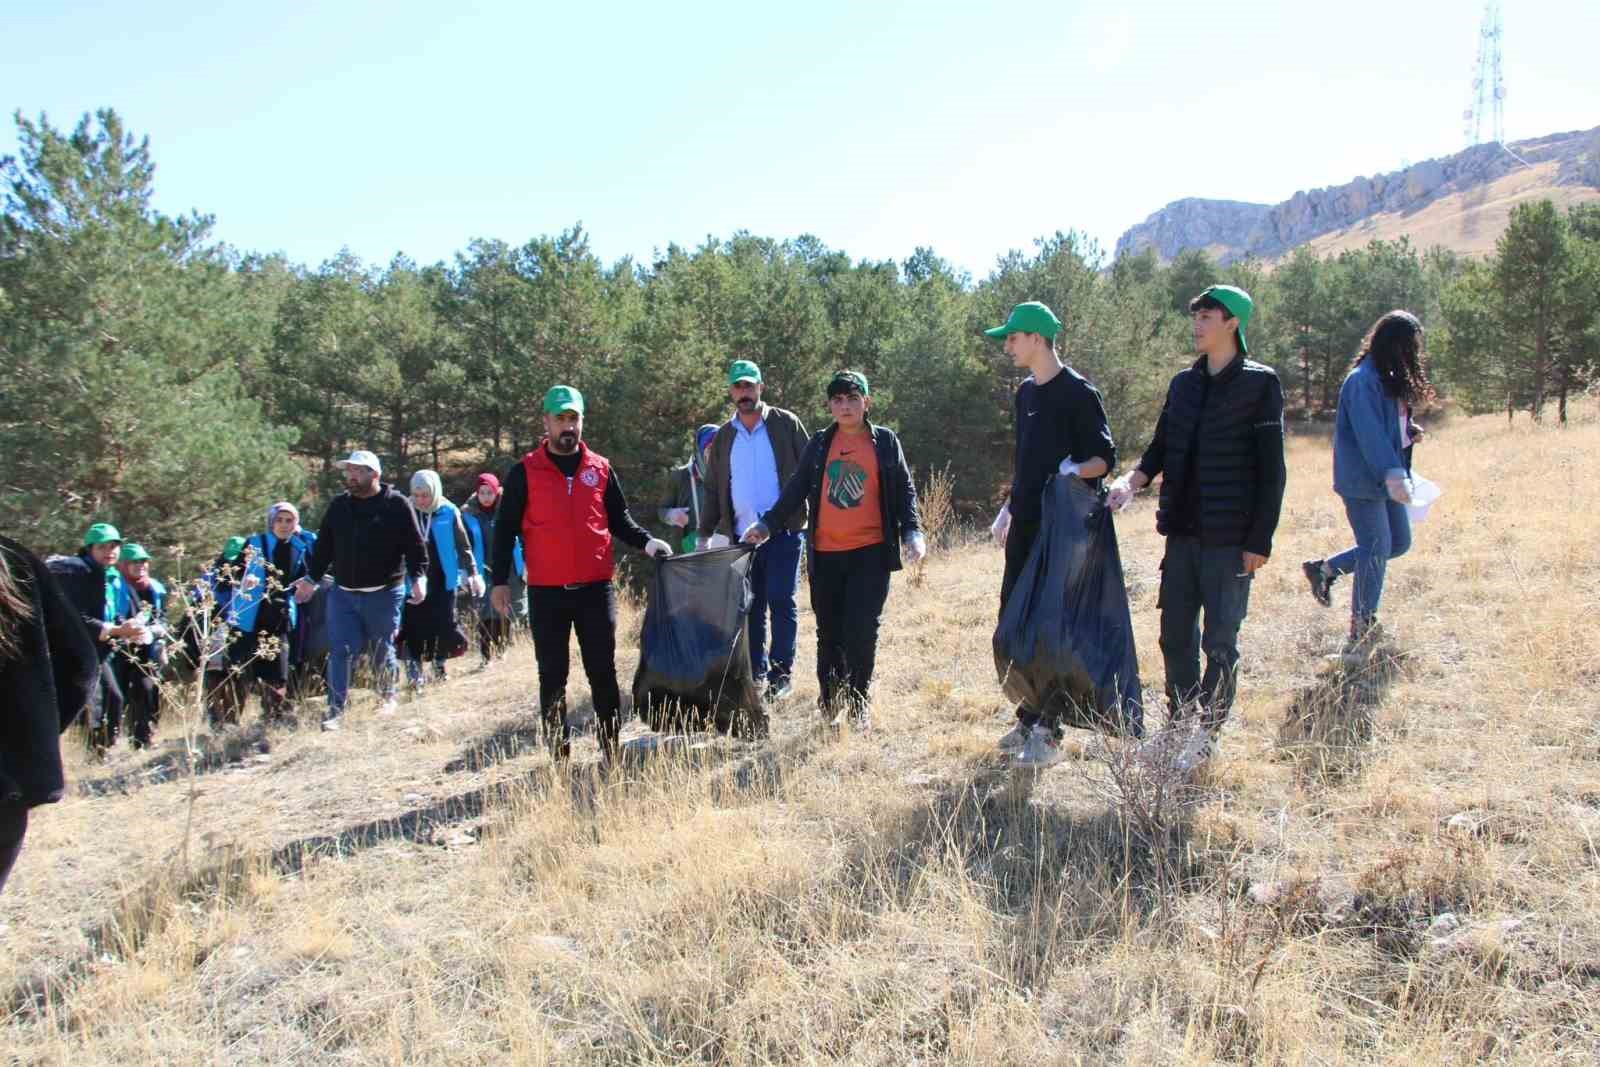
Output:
[521, 443, 616, 586]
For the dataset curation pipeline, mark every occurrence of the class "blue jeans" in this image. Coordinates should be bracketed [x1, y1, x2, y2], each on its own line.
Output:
[1326, 496, 1411, 620]
[325, 583, 406, 715]
[747, 530, 801, 683]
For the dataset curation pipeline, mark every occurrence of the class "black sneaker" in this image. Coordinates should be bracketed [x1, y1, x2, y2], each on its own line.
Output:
[1302, 560, 1334, 607]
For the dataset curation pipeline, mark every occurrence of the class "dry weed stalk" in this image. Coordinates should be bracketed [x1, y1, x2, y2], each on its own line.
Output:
[909, 463, 956, 588]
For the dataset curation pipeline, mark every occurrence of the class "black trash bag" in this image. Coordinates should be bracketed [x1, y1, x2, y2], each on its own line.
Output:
[632, 545, 768, 739]
[994, 475, 1144, 737]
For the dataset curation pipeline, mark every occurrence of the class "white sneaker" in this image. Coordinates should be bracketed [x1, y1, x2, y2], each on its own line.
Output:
[1169, 728, 1216, 775]
[378, 699, 398, 717]
[321, 714, 343, 733]
[1013, 725, 1065, 769]
[997, 721, 1032, 755]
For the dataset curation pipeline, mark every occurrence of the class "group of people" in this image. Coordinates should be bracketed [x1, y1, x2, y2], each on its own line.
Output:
[1, 284, 1437, 890]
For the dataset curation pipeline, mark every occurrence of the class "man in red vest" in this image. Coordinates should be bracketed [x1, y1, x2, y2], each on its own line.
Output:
[490, 385, 671, 764]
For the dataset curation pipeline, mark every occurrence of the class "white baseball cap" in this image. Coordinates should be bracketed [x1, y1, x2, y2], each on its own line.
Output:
[335, 449, 382, 475]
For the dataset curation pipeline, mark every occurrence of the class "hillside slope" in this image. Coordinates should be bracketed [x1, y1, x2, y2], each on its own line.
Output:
[3, 405, 1600, 1063]
[1115, 126, 1600, 263]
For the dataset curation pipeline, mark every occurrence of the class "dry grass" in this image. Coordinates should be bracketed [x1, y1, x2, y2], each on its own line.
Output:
[4, 403, 1600, 1064]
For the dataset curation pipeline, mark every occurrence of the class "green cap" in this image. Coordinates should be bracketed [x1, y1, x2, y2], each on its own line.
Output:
[727, 359, 762, 385]
[119, 543, 150, 563]
[1196, 285, 1253, 354]
[222, 536, 247, 561]
[542, 385, 585, 416]
[827, 370, 869, 398]
[83, 523, 122, 547]
[984, 301, 1062, 340]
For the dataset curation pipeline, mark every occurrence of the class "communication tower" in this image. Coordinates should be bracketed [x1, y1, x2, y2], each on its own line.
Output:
[1463, 1, 1505, 146]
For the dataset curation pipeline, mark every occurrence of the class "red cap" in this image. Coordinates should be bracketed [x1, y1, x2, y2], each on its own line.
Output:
[476, 473, 501, 492]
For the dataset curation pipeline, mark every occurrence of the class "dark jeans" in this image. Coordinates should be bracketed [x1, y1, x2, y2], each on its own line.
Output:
[999, 519, 1042, 726]
[528, 583, 621, 758]
[1157, 536, 1253, 729]
[810, 543, 892, 711]
[89, 658, 124, 747]
[1326, 495, 1412, 621]
[324, 583, 406, 715]
[0, 804, 27, 896]
[747, 530, 801, 684]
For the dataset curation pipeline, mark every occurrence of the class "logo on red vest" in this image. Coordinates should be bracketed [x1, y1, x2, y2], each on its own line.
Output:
[580, 468, 601, 488]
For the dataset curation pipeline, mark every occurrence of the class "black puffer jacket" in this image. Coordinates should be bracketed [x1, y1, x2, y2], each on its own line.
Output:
[1135, 354, 1287, 557]
[760, 421, 921, 572]
[2, 536, 99, 807]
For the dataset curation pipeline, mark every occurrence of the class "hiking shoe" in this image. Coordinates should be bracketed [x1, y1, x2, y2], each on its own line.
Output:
[1341, 619, 1386, 669]
[766, 676, 794, 701]
[321, 714, 343, 733]
[1302, 560, 1335, 607]
[996, 719, 1032, 755]
[1013, 725, 1065, 769]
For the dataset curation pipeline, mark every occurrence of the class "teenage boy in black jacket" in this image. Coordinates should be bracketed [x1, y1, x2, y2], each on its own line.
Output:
[744, 371, 924, 728]
[1108, 285, 1286, 772]
[984, 302, 1117, 769]
[293, 450, 427, 730]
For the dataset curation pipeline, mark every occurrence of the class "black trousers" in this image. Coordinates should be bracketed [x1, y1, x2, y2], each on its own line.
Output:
[1157, 536, 1253, 729]
[528, 583, 621, 756]
[998, 519, 1043, 727]
[113, 654, 163, 746]
[810, 543, 892, 711]
[90, 658, 125, 746]
[0, 804, 27, 896]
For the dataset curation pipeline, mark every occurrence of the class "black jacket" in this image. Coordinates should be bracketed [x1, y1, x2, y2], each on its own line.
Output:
[1135, 354, 1287, 557]
[761, 422, 921, 572]
[2, 536, 99, 807]
[45, 549, 112, 659]
[307, 484, 428, 589]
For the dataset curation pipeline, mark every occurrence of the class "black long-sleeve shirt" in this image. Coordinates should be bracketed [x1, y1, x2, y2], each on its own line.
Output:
[1007, 367, 1118, 523]
[306, 484, 428, 589]
[491, 446, 652, 586]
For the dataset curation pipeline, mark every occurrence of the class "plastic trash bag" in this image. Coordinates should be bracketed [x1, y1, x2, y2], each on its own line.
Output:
[1406, 474, 1441, 523]
[994, 475, 1144, 737]
[632, 545, 768, 739]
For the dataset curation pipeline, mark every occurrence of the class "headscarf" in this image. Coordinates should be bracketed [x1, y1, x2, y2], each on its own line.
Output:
[692, 423, 718, 479]
[410, 470, 444, 516]
[266, 501, 301, 532]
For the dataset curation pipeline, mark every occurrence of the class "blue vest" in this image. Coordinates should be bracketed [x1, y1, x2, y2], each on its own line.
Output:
[463, 509, 524, 580]
[429, 502, 464, 590]
[230, 530, 315, 632]
[114, 575, 162, 621]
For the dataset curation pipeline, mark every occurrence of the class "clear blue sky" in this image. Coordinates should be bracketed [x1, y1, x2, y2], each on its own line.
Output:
[4, 0, 1596, 278]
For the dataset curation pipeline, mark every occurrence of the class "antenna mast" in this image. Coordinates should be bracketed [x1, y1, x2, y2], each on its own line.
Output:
[1463, 1, 1505, 147]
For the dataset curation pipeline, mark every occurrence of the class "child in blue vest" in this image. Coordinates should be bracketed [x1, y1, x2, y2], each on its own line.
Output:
[400, 471, 480, 689]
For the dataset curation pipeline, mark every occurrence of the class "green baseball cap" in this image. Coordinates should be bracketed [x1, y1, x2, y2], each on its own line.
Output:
[222, 536, 247, 561]
[119, 543, 150, 563]
[1196, 285, 1253, 354]
[727, 359, 762, 385]
[984, 301, 1062, 340]
[83, 523, 122, 547]
[827, 370, 869, 398]
[542, 385, 585, 416]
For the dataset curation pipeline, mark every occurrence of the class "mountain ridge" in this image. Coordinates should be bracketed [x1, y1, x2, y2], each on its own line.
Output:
[1114, 126, 1600, 264]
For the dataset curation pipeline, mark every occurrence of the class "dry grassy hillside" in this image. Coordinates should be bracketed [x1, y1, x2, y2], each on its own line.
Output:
[3, 402, 1599, 1064]
[1300, 163, 1599, 261]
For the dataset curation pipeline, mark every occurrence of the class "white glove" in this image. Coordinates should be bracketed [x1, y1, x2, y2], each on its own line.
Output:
[292, 577, 317, 604]
[644, 538, 673, 558]
[1106, 474, 1137, 512]
[466, 573, 487, 598]
[990, 505, 1011, 548]
[666, 508, 690, 528]
[408, 575, 428, 605]
[1385, 475, 1413, 505]
[1057, 458, 1082, 478]
[903, 531, 928, 565]
[705, 533, 730, 550]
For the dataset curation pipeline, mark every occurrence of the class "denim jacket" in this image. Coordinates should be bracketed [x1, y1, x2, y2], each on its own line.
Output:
[1332, 360, 1408, 501]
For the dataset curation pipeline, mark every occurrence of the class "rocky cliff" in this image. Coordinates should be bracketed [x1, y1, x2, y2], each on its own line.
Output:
[1113, 126, 1600, 264]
